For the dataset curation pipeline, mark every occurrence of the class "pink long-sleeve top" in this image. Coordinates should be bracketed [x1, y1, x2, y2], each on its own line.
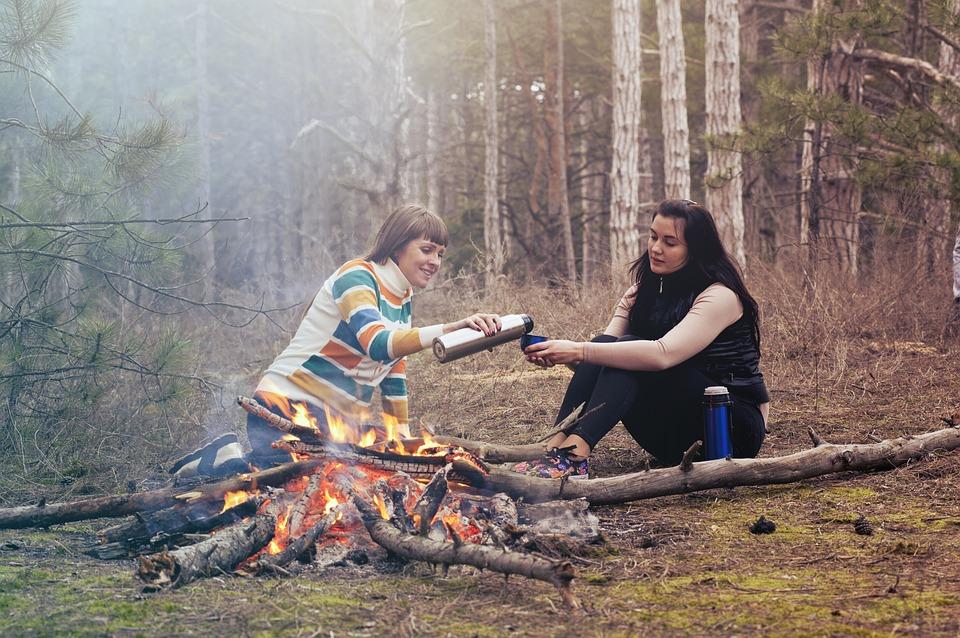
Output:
[583, 283, 770, 422]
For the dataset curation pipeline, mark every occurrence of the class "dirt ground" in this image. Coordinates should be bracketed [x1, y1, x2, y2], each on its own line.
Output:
[2, 280, 960, 637]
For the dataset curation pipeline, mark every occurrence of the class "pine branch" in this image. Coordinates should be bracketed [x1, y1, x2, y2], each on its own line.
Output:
[849, 47, 960, 93]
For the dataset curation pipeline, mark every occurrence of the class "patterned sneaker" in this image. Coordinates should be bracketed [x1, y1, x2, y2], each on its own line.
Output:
[512, 447, 589, 480]
[167, 433, 250, 479]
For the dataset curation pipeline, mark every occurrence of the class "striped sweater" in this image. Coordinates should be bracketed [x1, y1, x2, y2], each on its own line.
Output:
[257, 258, 444, 424]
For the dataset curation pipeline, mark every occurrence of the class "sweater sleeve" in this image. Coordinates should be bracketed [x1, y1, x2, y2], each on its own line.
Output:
[602, 285, 637, 338]
[332, 265, 443, 363]
[582, 284, 743, 371]
[379, 359, 409, 425]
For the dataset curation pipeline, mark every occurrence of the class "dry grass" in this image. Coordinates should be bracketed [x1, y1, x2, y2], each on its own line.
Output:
[1, 260, 960, 636]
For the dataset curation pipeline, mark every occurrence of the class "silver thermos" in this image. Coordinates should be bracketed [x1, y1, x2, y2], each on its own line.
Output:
[432, 314, 534, 363]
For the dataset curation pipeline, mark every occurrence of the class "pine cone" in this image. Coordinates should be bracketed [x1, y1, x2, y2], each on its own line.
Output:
[853, 514, 874, 536]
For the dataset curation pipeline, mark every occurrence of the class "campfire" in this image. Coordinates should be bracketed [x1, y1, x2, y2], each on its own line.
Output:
[122, 395, 587, 608]
[1, 397, 957, 613]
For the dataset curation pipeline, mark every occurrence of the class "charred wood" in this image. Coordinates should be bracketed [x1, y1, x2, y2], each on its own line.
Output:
[353, 496, 580, 609]
[412, 464, 449, 535]
[88, 498, 262, 560]
[242, 509, 338, 575]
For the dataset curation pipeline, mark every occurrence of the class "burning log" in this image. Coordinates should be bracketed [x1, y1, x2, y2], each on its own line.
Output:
[353, 495, 580, 609]
[240, 394, 551, 463]
[237, 395, 326, 443]
[242, 508, 339, 576]
[469, 424, 960, 504]
[412, 464, 450, 535]
[137, 511, 277, 591]
[286, 474, 323, 535]
[0, 458, 326, 529]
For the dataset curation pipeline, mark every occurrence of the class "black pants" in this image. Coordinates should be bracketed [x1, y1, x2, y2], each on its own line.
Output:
[557, 335, 765, 465]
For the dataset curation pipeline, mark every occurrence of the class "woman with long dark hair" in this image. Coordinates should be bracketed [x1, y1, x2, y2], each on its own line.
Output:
[515, 199, 769, 479]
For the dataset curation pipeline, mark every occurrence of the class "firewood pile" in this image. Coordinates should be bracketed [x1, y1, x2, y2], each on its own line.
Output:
[0, 397, 957, 611]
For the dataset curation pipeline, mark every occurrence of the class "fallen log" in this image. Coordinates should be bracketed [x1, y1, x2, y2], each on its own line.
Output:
[353, 496, 580, 609]
[88, 497, 263, 560]
[137, 511, 277, 591]
[0, 458, 326, 529]
[469, 424, 960, 504]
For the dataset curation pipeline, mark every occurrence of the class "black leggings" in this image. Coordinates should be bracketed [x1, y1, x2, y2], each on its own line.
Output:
[556, 335, 765, 465]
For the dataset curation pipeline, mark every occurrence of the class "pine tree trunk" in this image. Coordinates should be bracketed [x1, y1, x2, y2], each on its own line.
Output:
[194, 0, 216, 282]
[544, 0, 577, 285]
[799, 0, 863, 274]
[610, 0, 646, 283]
[705, 0, 746, 267]
[425, 85, 444, 213]
[944, 0, 960, 306]
[935, 0, 959, 281]
[657, 0, 691, 200]
[578, 102, 593, 289]
[739, 0, 767, 262]
[483, 0, 504, 287]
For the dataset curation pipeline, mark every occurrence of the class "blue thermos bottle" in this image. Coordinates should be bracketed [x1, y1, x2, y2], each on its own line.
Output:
[703, 386, 733, 460]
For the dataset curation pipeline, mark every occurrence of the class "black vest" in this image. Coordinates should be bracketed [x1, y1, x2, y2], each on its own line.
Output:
[628, 268, 770, 404]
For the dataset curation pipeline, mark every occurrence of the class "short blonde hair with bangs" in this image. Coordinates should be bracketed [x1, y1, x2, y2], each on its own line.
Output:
[366, 204, 449, 264]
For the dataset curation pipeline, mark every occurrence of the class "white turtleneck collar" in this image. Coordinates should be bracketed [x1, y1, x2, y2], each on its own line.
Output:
[375, 258, 414, 299]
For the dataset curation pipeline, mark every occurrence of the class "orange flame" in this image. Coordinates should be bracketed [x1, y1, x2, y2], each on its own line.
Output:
[382, 412, 413, 453]
[324, 404, 357, 444]
[267, 505, 293, 555]
[372, 493, 390, 520]
[221, 490, 251, 513]
[323, 488, 341, 515]
[358, 427, 377, 448]
[291, 403, 318, 430]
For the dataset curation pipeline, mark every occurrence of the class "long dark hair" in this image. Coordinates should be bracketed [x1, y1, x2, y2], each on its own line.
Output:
[628, 199, 761, 347]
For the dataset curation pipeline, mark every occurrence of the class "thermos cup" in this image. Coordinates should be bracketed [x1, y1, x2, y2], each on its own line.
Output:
[432, 314, 534, 363]
[703, 386, 733, 460]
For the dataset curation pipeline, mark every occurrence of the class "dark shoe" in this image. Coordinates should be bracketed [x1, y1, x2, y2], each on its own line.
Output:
[168, 433, 250, 478]
[512, 447, 589, 480]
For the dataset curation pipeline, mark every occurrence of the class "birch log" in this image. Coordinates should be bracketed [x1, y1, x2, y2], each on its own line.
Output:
[468, 426, 960, 505]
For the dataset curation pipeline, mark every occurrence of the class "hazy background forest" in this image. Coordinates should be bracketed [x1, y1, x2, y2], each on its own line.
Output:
[2, 0, 959, 498]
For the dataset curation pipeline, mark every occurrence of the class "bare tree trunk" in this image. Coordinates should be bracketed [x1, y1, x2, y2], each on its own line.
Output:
[936, 0, 960, 283]
[195, 0, 215, 275]
[739, 0, 767, 262]
[656, 0, 691, 200]
[483, 0, 504, 287]
[578, 102, 594, 289]
[425, 85, 444, 213]
[544, 0, 577, 285]
[610, 0, 647, 283]
[799, 0, 863, 274]
[705, 0, 746, 267]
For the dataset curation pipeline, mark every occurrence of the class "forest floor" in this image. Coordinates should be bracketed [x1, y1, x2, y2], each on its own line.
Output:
[2, 279, 960, 637]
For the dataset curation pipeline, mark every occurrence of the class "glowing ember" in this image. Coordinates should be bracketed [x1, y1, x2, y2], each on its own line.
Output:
[221, 490, 252, 513]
